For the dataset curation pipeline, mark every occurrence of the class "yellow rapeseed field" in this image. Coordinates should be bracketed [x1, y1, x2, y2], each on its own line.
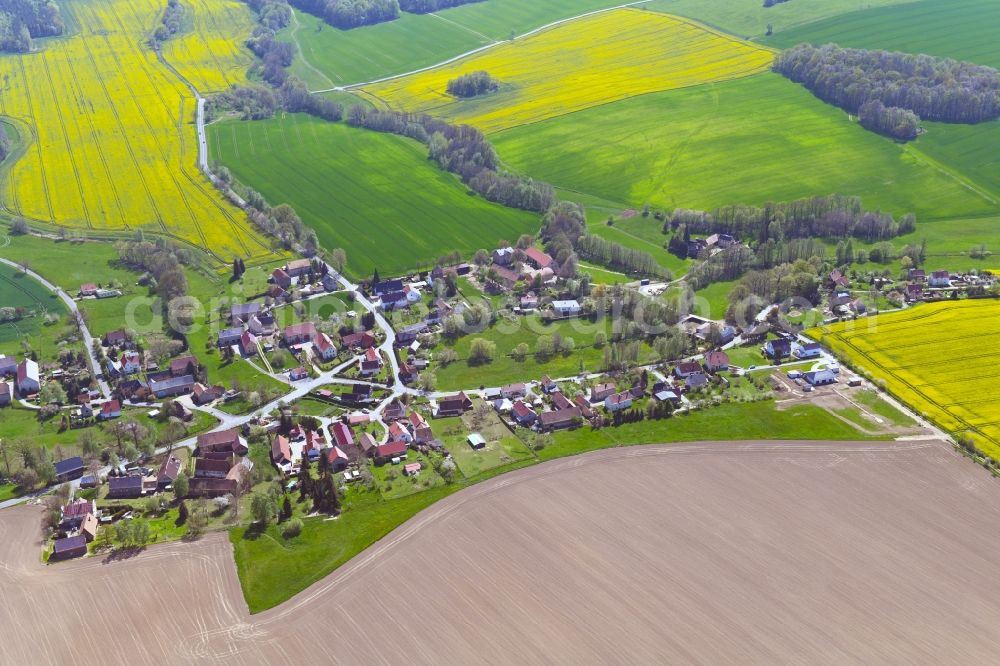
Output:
[360, 9, 775, 133]
[161, 0, 254, 93]
[0, 0, 270, 261]
[811, 299, 1000, 456]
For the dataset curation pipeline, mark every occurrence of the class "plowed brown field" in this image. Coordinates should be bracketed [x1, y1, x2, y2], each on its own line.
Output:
[2, 439, 1000, 663]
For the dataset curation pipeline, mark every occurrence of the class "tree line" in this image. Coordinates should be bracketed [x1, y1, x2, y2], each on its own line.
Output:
[0, 0, 61, 53]
[289, 0, 398, 29]
[774, 44, 1000, 137]
[446, 70, 498, 98]
[399, 0, 483, 12]
[667, 194, 914, 254]
[859, 99, 920, 141]
[346, 105, 554, 212]
[0, 123, 10, 162]
[149, 0, 184, 48]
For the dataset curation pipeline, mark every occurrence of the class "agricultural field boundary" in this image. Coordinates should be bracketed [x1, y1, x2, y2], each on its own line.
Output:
[313, 0, 655, 91]
[360, 9, 775, 133]
[809, 300, 1000, 456]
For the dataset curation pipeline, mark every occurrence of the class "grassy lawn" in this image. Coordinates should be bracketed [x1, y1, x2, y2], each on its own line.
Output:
[432, 314, 661, 389]
[0, 263, 77, 360]
[493, 72, 993, 222]
[726, 345, 768, 369]
[439, 404, 535, 478]
[693, 279, 739, 321]
[586, 217, 689, 278]
[539, 400, 881, 461]
[768, 0, 1000, 68]
[279, 0, 628, 87]
[230, 483, 459, 613]
[208, 115, 539, 278]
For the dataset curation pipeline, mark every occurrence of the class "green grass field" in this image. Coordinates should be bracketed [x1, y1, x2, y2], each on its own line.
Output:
[280, 0, 627, 87]
[0, 262, 70, 357]
[432, 314, 662, 390]
[768, 0, 1000, 68]
[646, 0, 912, 41]
[493, 72, 995, 222]
[208, 114, 539, 277]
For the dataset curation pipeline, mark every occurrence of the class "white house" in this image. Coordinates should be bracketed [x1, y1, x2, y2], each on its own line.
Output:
[928, 270, 951, 288]
[604, 391, 633, 412]
[793, 342, 823, 359]
[312, 332, 338, 361]
[551, 300, 581, 317]
[16, 359, 40, 396]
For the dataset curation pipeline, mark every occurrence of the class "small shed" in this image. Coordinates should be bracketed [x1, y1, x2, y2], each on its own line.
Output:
[467, 433, 487, 450]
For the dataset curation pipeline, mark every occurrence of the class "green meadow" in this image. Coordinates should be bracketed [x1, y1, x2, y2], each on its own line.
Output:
[769, 0, 1000, 68]
[646, 0, 912, 40]
[0, 262, 70, 357]
[281, 0, 626, 87]
[207, 114, 539, 277]
[493, 72, 995, 222]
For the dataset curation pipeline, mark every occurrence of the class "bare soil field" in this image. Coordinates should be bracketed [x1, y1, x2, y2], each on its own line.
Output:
[3, 440, 1000, 663]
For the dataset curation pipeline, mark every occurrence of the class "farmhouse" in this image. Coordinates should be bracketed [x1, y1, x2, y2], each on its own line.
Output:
[272, 268, 291, 289]
[0, 355, 16, 375]
[289, 367, 309, 381]
[249, 313, 276, 337]
[107, 475, 143, 499]
[373, 278, 403, 296]
[524, 248, 553, 270]
[489, 265, 520, 291]
[218, 327, 242, 348]
[331, 422, 354, 449]
[388, 421, 412, 443]
[323, 446, 349, 472]
[80, 283, 98, 297]
[99, 400, 121, 420]
[674, 361, 702, 379]
[342, 331, 376, 350]
[492, 247, 514, 265]
[188, 477, 237, 498]
[551, 391, 573, 411]
[511, 400, 536, 426]
[551, 300, 581, 317]
[192, 383, 224, 406]
[742, 323, 769, 344]
[313, 332, 337, 361]
[51, 535, 88, 561]
[60, 499, 96, 529]
[197, 429, 248, 456]
[435, 392, 473, 417]
[54, 456, 85, 482]
[929, 271, 951, 287]
[239, 331, 258, 357]
[409, 411, 433, 443]
[685, 373, 709, 390]
[703, 351, 730, 373]
[590, 382, 616, 403]
[16, 359, 39, 396]
[271, 435, 292, 468]
[285, 259, 312, 277]
[120, 352, 142, 375]
[283, 322, 317, 346]
[501, 383, 527, 399]
[383, 399, 406, 421]
[149, 374, 194, 398]
[539, 407, 581, 431]
[375, 440, 408, 464]
[230, 303, 260, 325]
[793, 342, 822, 359]
[357, 432, 377, 458]
[195, 457, 232, 479]
[360, 347, 383, 375]
[170, 356, 198, 377]
[765, 339, 792, 359]
[804, 369, 837, 386]
[157, 455, 183, 489]
[905, 284, 924, 302]
[397, 322, 428, 344]
[605, 391, 633, 412]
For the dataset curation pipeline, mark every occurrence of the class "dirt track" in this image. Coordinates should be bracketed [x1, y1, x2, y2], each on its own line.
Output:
[3, 439, 1000, 664]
